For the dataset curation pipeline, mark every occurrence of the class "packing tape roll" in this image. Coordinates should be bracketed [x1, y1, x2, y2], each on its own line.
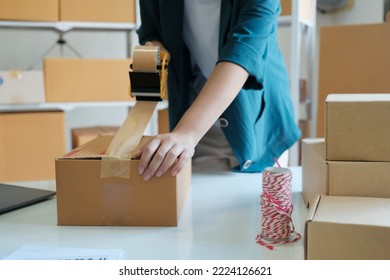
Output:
[100, 101, 158, 178]
[132, 45, 160, 72]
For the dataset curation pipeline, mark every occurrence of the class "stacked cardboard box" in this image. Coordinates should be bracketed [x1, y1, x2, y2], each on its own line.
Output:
[0, 111, 66, 182]
[0, 0, 136, 23]
[303, 93, 390, 259]
[317, 19, 390, 137]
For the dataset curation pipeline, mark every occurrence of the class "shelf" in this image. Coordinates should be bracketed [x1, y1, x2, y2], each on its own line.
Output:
[0, 20, 136, 32]
[0, 100, 169, 113]
[278, 15, 293, 27]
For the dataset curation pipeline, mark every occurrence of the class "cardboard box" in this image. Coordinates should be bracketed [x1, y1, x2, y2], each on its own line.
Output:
[280, 0, 292, 16]
[306, 195, 390, 260]
[158, 108, 170, 134]
[71, 126, 119, 148]
[317, 21, 390, 137]
[44, 58, 134, 103]
[60, 0, 136, 23]
[326, 94, 390, 161]
[0, 70, 45, 104]
[55, 136, 191, 226]
[0, 111, 66, 182]
[0, 0, 59, 21]
[302, 138, 390, 207]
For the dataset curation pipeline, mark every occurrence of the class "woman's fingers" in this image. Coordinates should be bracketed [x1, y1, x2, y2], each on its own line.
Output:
[137, 133, 195, 181]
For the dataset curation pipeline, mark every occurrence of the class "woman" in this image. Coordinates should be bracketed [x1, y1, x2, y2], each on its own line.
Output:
[134, 0, 300, 181]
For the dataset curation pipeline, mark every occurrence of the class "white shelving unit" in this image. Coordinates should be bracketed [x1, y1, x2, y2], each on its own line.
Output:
[280, 0, 317, 166]
[0, 11, 168, 151]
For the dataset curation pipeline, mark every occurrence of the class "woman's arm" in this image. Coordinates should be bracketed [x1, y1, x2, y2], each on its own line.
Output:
[134, 61, 249, 181]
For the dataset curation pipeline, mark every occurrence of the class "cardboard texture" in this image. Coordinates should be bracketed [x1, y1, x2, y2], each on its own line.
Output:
[302, 138, 390, 207]
[0, 71, 45, 105]
[325, 94, 390, 161]
[55, 136, 191, 226]
[71, 126, 119, 148]
[44, 58, 134, 102]
[0, 111, 66, 182]
[317, 21, 390, 137]
[306, 195, 390, 260]
[60, 0, 136, 23]
[0, 0, 59, 21]
[280, 0, 292, 16]
[158, 108, 170, 134]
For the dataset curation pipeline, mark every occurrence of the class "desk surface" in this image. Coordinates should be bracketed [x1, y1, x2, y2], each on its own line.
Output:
[0, 167, 307, 260]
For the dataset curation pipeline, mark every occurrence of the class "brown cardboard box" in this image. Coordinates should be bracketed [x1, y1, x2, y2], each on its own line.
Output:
[44, 58, 134, 103]
[317, 21, 390, 137]
[60, 0, 136, 23]
[280, 0, 292, 16]
[305, 195, 390, 260]
[158, 108, 170, 134]
[326, 94, 390, 161]
[71, 126, 119, 148]
[56, 136, 191, 226]
[0, 0, 59, 21]
[302, 138, 390, 207]
[302, 138, 327, 207]
[0, 111, 66, 182]
[0, 70, 45, 104]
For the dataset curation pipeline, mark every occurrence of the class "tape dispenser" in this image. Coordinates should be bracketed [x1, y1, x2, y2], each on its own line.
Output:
[129, 45, 168, 101]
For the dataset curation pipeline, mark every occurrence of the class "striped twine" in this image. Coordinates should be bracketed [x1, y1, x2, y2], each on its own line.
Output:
[255, 167, 301, 250]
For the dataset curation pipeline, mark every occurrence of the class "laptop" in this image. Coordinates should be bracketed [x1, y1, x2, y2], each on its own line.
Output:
[0, 183, 56, 214]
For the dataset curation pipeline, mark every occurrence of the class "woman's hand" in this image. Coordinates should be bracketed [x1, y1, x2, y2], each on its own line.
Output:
[145, 40, 170, 62]
[133, 131, 195, 181]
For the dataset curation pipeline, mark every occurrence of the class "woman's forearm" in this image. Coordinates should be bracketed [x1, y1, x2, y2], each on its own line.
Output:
[173, 61, 249, 145]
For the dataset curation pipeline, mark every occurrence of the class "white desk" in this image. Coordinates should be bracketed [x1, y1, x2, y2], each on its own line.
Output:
[0, 167, 307, 260]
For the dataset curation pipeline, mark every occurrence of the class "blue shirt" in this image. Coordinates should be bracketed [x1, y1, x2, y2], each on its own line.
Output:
[137, 0, 301, 172]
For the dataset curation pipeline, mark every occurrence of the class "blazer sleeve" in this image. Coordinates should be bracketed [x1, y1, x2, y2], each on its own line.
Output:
[218, 0, 281, 85]
[136, 0, 163, 45]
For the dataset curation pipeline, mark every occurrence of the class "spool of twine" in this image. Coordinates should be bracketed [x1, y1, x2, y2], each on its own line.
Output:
[256, 166, 301, 250]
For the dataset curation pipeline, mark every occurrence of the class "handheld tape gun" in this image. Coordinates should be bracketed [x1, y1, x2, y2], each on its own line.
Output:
[101, 45, 169, 178]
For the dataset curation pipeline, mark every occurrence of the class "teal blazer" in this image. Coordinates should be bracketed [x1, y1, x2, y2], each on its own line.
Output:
[137, 0, 301, 172]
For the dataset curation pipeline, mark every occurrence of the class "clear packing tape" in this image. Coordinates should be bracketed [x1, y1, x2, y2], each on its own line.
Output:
[100, 46, 169, 178]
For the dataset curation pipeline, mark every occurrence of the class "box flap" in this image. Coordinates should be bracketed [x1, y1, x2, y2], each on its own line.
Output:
[59, 135, 151, 160]
[313, 196, 390, 227]
[60, 135, 111, 159]
[326, 93, 390, 103]
[302, 138, 325, 158]
[304, 195, 321, 259]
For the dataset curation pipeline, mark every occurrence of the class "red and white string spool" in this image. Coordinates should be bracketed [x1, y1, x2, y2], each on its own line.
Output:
[256, 166, 301, 250]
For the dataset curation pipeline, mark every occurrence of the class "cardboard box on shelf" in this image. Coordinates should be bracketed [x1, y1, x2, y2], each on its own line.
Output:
[0, 111, 66, 182]
[302, 138, 390, 207]
[317, 20, 390, 137]
[44, 58, 134, 103]
[60, 0, 136, 23]
[0, 70, 45, 105]
[71, 126, 119, 149]
[280, 0, 292, 16]
[55, 136, 191, 226]
[326, 94, 390, 161]
[0, 0, 59, 21]
[305, 195, 390, 260]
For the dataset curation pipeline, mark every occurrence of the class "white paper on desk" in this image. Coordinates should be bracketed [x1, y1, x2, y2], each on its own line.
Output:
[2, 245, 124, 260]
